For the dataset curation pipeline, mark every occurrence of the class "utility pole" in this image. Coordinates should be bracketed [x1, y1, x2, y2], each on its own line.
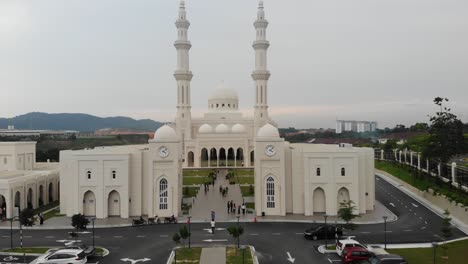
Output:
[383, 216, 388, 249]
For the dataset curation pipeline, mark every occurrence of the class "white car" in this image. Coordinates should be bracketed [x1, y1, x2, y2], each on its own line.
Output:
[32, 249, 87, 264]
[336, 237, 372, 257]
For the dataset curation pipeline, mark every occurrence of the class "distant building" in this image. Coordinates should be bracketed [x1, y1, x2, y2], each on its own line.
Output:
[336, 120, 377, 134]
[0, 126, 77, 138]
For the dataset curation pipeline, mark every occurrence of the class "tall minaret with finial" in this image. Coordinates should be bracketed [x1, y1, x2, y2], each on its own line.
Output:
[252, 0, 271, 131]
[174, 0, 193, 141]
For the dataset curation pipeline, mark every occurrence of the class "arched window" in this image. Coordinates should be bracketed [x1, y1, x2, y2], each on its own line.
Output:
[87, 170, 92, 179]
[266, 177, 275, 208]
[228, 104, 230, 108]
[159, 179, 168, 210]
[222, 103, 225, 107]
[316, 167, 321, 176]
[216, 104, 219, 108]
[341, 167, 346, 176]
[112, 170, 116, 179]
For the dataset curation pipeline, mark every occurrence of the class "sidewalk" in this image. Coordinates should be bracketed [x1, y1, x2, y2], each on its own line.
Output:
[200, 247, 226, 264]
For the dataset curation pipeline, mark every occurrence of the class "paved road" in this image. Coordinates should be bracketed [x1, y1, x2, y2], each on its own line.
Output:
[0, 175, 465, 264]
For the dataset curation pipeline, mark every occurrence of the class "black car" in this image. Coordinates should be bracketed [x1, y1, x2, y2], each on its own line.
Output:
[355, 254, 407, 264]
[304, 225, 343, 240]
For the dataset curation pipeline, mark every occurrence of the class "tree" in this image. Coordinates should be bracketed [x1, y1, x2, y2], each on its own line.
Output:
[71, 213, 90, 231]
[19, 208, 35, 226]
[179, 225, 190, 247]
[227, 225, 244, 248]
[338, 200, 360, 230]
[422, 97, 467, 164]
[383, 140, 397, 152]
[172, 232, 181, 245]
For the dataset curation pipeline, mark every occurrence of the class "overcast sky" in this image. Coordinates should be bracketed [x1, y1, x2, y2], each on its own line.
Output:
[0, 0, 467, 129]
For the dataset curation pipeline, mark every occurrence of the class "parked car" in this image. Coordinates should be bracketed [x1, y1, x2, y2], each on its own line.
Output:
[341, 247, 374, 264]
[304, 225, 343, 240]
[355, 254, 408, 264]
[64, 241, 96, 256]
[32, 249, 87, 264]
[336, 238, 372, 257]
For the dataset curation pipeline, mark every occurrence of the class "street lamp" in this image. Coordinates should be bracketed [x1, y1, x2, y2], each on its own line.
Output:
[324, 215, 328, 247]
[187, 216, 192, 249]
[432, 242, 438, 264]
[236, 215, 241, 248]
[383, 216, 388, 249]
[8, 218, 14, 249]
[90, 218, 96, 248]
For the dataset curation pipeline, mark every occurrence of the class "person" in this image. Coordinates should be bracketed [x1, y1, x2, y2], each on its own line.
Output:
[232, 202, 236, 213]
[227, 201, 230, 214]
[39, 212, 44, 225]
[242, 203, 246, 215]
[225, 186, 229, 195]
[210, 220, 215, 234]
[219, 185, 223, 193]
[139, 216, 144, 224]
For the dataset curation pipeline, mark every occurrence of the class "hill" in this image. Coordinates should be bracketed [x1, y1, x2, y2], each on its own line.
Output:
[0, 112, 163, 132]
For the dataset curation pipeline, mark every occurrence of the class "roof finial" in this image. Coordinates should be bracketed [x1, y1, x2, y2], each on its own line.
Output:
[180, 0, 185, 9]
[259, 0, 264, 9]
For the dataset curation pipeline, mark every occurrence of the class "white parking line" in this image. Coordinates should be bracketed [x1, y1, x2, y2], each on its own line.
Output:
[272, 233, 281, 235]
[137, 235, 146, 238]
[360, 232, 371, 234]
[1, 236, 9, 238]
[421, 227, 427, 230]
[45, 236, 55, 239]
[295, 233, 303, 235]
[114, 236, 123, 238]
[403, 230, 412, 232]
[250, 233, 259, 236]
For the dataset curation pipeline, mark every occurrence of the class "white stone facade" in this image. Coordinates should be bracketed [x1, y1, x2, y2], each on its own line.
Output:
[59, 1, 375, 219]
[0, 142, 60, 219]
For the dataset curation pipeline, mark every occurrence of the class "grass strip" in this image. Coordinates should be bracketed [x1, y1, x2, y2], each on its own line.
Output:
[173, 247, 202, 264]
[388, 239, 468, 264]
[226, 247, 253, 264]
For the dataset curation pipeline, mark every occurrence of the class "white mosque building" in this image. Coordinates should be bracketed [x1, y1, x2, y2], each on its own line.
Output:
[60, 1, 375, 219]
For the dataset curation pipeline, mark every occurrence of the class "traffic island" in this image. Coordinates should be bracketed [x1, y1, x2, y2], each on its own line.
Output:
[168, 246, 257, 264]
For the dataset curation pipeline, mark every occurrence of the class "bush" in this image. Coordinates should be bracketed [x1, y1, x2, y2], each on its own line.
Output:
[19, 208, 35, 227]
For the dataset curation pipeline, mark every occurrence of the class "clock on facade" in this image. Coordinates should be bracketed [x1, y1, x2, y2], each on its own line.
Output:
[159, 146, 170, 158]
[265, 144, 276, 157]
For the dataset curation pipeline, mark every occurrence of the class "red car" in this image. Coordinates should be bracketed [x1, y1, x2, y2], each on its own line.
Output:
[342, 247, 374, 264]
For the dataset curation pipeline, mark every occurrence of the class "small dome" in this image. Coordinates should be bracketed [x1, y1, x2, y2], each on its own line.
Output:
[209, 83, 239, 101]
[198, 124, 213, 134]
[154, 125, 178, 140]
[215, 124, 230, 133]
[257, 123, 280, 138]
[232, 123, 246, 133]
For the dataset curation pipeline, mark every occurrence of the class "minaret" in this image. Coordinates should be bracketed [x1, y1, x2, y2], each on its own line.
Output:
[252, 0, 271, 131]
[174, 0, 193, 140]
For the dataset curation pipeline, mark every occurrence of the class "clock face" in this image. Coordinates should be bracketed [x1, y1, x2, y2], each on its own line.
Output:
[159, 146, 169, 158]
[265, 144, 276, 157]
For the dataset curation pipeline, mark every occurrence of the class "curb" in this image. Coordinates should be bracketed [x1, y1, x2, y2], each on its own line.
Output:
[249, 245, 259, 264]
[376, 172, 468, 235]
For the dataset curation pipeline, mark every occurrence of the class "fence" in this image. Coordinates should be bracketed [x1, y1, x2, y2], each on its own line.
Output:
[374, 148, 468, 190]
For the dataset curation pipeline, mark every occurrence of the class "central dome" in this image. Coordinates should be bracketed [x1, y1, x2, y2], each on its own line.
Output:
[208, 82, 239, 111]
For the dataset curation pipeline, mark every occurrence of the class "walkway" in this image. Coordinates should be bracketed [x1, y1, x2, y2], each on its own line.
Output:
[200, 247, 226, 264]
[190, 169, 253, 222]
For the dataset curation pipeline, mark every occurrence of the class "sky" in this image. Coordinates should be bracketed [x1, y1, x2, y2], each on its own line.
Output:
[0, 0, 467, 129]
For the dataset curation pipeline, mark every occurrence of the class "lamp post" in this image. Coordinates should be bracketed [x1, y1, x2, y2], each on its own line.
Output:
[432, 242, 438, 264]
[187, 216, 192, 249]
[324, 215, 328, 247]
[236, 215, 241, 248]
[8, 218, 14, 249]
[383, 216, 388, 249]
[91, 218, 96, 248]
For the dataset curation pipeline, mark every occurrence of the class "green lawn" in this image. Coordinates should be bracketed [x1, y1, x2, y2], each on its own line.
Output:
[245, 202, 255, 210]
[183, 186, 200, 198]
[226, 247, 253, 264]
[231, 169, 254, 176]
[43, 208, 65, 221]
[183, 176, 211, 185]
[232, 176, 254, 185]
[388, 239, 468, 264]
[240, 186, 254, 197]
[183, 169, 214, 177]
[376, 160, 468, 206]
[173, 247, 202, 264]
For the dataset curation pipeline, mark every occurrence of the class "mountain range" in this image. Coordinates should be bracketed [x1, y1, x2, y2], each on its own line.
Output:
[0, 112, 163, 132]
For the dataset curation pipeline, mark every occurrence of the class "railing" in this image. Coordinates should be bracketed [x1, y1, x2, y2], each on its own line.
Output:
[374, 148, 468, 190]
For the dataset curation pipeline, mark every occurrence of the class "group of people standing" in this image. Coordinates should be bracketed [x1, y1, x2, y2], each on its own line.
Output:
[203, 180, 214, 193]
[219, 185, 229, 197]
[227, 200, 247, 215]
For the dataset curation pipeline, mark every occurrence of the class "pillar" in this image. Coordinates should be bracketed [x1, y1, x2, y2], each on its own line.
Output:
[451, 162, 457, 183]
[438, 163, 441, 177]
[380, 150, 384, 160]
[426, 159, 429, 172]
[399, 151, 402, 163]
[417, 153, 421, 170]
[410, 152, 413, 166]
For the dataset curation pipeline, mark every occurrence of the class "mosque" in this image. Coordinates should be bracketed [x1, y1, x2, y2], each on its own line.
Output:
[59, 1, 375, 219]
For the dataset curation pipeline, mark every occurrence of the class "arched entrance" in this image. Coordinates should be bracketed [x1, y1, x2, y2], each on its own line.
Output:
[83, 191, 96, 216]
[200, 148, 208, 167]
[313, 187, 326, 213]
[14, 191, 21, 211]
[0, 195, 6, 219]
[250, 151, 255, 166]
[219, 148, 226, 167]
[27, 188, 33, 209]
[38, 185, 44, 207]
[187, 151, 194, 167]
[107, 190, 121, 217]
[227, 148, 235, 167]
[210, 148, 217, 167]
[337, 187, 350, 210]
[236, 148, 244, 167]
[48, 182, 54, 203]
